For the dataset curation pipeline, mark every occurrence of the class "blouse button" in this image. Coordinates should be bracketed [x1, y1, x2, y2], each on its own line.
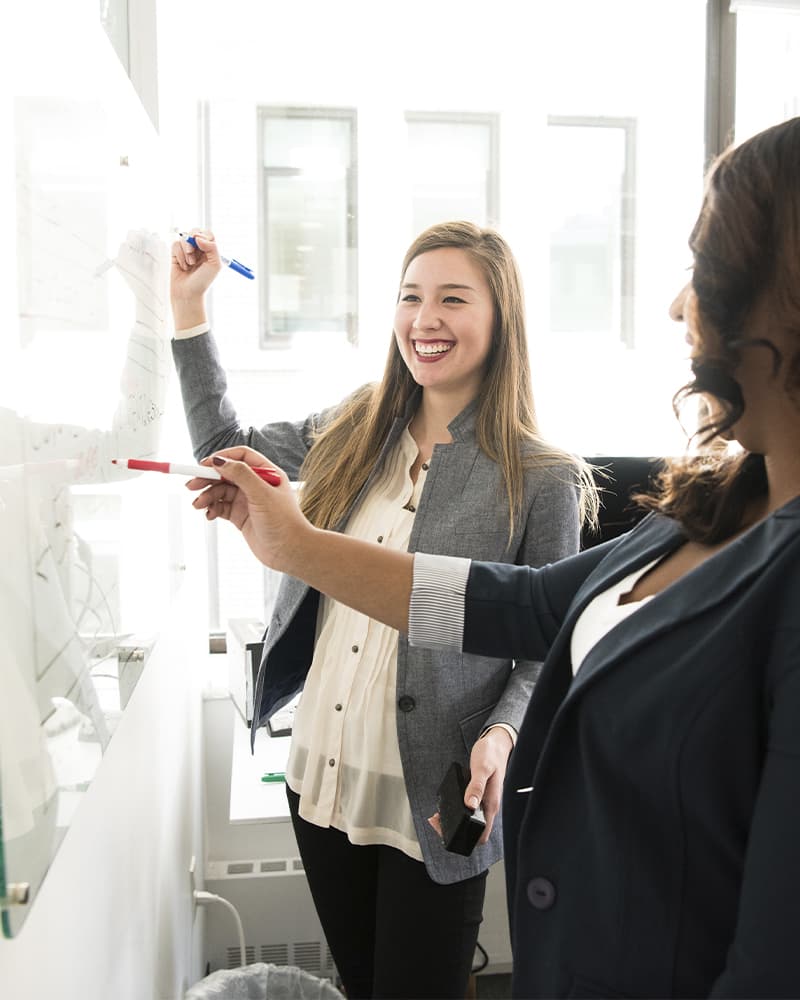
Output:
[377, 535, 384, 543]
[421, 462, 429, 471]
[328, 758, 336, 767]
[334, 703, 342, 712]
[351, 644, 359, 653]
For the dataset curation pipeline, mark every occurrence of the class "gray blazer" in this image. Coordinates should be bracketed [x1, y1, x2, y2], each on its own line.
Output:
[172, 332, 582, 883]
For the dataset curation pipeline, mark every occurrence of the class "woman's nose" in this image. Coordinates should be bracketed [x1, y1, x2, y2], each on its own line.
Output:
[669, 283, 690, 322]
[413, 302, 442, 330]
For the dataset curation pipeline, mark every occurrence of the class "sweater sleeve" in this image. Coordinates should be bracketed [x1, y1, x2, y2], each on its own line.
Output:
[171, 330, 320, 481]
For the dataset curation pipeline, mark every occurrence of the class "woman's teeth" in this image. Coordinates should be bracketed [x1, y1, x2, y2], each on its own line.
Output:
[414, 342, 453, 356]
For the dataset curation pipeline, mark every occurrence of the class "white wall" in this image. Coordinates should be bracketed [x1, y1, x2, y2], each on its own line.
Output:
[0, 569, 207, 1000]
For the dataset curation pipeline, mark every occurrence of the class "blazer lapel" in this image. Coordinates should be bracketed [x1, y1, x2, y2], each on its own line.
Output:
[508, 499, 800, 828]
[421, 399, 481, 503]
[566, 503, 799, 699]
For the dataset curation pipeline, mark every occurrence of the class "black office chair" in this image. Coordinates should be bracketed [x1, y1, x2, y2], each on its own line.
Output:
[581, 456, 665, 549]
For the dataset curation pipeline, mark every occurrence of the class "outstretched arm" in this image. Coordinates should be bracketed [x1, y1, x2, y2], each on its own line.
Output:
[189, 447, 414, 633]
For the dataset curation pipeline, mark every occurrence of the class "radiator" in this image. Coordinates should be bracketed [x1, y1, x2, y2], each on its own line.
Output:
[203, 856, 338, 981]
[203, 854, 512, 979]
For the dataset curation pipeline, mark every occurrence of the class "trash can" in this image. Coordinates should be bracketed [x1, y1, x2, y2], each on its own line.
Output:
[185, 962, 344, 1000]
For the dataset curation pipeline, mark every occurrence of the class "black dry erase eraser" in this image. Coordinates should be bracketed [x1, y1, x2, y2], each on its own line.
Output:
[437, 761, 486, 857]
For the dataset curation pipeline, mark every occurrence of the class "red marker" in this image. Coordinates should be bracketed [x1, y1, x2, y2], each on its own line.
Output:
[112, 458, 281, 486]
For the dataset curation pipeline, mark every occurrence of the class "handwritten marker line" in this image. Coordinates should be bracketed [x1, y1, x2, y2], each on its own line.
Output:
[95, 258, 115, 277]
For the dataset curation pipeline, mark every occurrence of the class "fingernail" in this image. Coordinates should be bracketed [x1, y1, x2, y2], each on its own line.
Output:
[468, 796, 479, 809]
[212, 456, 227, 466]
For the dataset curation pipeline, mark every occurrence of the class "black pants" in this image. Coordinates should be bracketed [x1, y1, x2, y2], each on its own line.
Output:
[287, 787, 487, 999]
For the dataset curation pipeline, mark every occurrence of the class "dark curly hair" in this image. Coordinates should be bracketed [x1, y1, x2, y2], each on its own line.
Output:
[636, 116, 800, 542]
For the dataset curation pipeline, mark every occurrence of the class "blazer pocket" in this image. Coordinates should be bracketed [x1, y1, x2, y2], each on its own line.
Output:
[458, 704, 494, 752]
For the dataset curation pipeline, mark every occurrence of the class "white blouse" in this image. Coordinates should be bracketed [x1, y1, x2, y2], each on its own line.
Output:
[285, 427, 427, 860]
[569, 559, 658, 675]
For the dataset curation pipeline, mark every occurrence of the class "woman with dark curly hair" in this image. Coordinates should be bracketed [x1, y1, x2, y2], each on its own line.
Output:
[188, 116, 800, 998]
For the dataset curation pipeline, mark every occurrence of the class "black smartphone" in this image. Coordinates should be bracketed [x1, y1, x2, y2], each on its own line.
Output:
[436, 761, 486, 856]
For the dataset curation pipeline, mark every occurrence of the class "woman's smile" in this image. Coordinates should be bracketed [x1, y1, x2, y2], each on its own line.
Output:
[412, 338, 455, 360]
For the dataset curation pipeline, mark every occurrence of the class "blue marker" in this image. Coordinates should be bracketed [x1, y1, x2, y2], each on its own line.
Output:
[179, 231, 255, 280]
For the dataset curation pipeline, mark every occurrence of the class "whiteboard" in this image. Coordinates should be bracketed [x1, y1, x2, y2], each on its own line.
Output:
[0, 47, 178, 936]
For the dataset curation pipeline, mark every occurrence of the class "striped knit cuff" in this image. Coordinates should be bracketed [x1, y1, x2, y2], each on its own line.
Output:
[408, 552, 470, 651]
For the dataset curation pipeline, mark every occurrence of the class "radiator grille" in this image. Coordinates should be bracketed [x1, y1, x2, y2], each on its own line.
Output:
[224, 940, 336, 977]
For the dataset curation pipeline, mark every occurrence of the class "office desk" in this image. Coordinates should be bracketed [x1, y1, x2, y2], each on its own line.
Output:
[229, 717, 291, 823]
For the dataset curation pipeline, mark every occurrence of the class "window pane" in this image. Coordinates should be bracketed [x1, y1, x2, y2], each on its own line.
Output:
[733, 3, 800, 140]
[407, 116, 496, 231]
[263, 116, 352, 170]
[546, 121, 632, 344]
[261, 112, 356, 343]
[265, 172, 351, 334]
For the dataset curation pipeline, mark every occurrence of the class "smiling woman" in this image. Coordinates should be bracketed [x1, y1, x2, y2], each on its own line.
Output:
[394, 247, 495, 406]
[170, 219, 597, 998]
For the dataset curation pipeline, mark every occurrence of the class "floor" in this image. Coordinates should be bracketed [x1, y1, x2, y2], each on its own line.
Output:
[474, 972, 512, 998]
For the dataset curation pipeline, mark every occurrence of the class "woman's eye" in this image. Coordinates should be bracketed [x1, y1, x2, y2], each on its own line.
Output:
[401, 294, 420, 303]
[443, 296, 465, 304]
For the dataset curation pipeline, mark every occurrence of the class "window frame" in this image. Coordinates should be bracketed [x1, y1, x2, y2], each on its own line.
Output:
[256, 105, 359, 348]
[404, 110, 500, 228]
[546, 114, 637, 348]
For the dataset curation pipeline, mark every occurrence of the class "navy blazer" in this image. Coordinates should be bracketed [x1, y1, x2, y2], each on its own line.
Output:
[461, 499, 800, 998]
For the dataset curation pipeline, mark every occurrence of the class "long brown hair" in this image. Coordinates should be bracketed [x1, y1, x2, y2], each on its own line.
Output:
[637, 117, 800, 542]
[299, 220, 597, 538]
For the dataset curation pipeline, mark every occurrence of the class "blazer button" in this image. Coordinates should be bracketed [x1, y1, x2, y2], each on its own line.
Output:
[526, 877, 556, 910]
[398, 695, 416, 712]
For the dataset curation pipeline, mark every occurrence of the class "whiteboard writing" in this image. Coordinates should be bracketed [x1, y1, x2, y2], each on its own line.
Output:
[1, 90, 174, 937]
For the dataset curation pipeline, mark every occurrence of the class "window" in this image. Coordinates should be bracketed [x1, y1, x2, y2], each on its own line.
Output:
[406, 113, 499, 232]
[546, 117, 636, 348]
[154, 0, 765, 629]
[732, 0, 800, 140]
[257, 108, 358, 347]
